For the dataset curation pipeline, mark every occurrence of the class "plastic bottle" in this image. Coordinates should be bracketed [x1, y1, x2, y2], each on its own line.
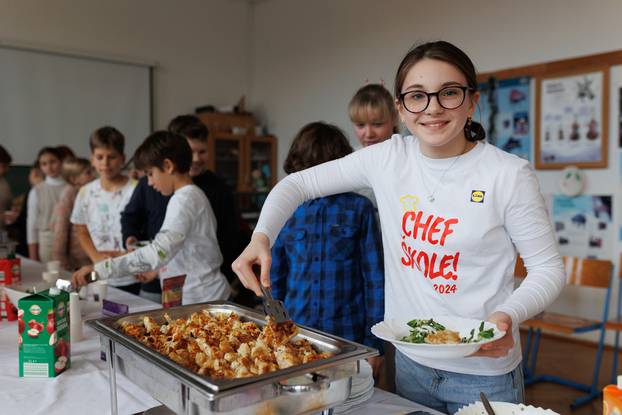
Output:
[604, 375, 622, 415]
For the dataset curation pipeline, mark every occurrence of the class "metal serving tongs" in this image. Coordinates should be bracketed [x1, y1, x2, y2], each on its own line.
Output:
[55, 271, 98, 293]
[259, 284, 291, 323]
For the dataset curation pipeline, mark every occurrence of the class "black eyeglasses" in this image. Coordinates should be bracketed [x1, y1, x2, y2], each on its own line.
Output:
[399, 86, 474, 114]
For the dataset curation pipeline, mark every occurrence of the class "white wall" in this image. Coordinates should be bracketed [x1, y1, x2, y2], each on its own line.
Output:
[0, 0, 251, 154]
[3, 0, 621, 344]
[250, 0, 622, 343]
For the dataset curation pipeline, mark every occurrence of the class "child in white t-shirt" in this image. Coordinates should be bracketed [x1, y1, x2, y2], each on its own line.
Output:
[71, 127, 139, 293]
[72, 130, 231, 304]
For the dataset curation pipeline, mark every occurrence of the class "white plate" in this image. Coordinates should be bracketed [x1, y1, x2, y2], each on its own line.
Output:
[455, 401, 559, 415]
[371, 316, 505, 359]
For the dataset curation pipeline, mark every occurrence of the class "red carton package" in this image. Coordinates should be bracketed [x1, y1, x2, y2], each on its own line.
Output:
[0, 257, 21, 320]
[0, 257, 21, 285]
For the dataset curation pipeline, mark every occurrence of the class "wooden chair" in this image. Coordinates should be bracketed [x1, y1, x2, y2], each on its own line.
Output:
[517, 255, 613, 408]
[605, 254, 622, 385]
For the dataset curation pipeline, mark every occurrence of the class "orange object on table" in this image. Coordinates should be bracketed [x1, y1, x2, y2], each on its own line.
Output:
[604, 375, 622, 414]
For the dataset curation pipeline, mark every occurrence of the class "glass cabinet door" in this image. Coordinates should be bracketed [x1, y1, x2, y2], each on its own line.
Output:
[248, 140, 273, 193]
[213, 138, 241, 190]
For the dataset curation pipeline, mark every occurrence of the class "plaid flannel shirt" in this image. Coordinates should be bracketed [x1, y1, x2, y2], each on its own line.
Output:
[271, 193, 384, 352]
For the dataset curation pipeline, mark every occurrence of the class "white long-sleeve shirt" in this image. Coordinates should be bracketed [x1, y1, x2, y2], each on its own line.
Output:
[95, 184, 231, 304]
[27, 176, 66, 244]
[254, 135, 565, 375]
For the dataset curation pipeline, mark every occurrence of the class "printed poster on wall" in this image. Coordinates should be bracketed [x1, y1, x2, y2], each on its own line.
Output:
[538, 70, 606, 168]
[478, 77, 531, 161]
[551, 195, 612, 259]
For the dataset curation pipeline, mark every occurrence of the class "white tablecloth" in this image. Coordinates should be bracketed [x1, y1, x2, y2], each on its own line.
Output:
[1, 258, 442, 415]
[1, 258, 160, 415]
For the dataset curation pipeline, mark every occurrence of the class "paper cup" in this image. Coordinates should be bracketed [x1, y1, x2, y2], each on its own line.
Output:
[93, 280, 108, 300]
[46, 260, 61, 272]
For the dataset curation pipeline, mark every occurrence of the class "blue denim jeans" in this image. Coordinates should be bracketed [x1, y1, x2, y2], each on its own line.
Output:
[395, 350, 525, 415]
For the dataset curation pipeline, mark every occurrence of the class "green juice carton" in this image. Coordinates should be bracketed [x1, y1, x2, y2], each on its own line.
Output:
[18, 288, 70, 377]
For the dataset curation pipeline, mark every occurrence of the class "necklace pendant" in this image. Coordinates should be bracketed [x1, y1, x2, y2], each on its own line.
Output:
[428, 195, 435, 203]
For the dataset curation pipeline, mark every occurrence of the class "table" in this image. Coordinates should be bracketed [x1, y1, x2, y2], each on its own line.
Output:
[1, 258, 442, 415]
[1, 258, 161, 415]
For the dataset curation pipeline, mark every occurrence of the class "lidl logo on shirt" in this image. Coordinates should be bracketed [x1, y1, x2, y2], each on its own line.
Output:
[470, 190, 485, 203]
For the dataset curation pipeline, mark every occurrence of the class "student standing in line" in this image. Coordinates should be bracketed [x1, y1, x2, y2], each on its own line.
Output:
[121, 115, 247, 304]
[27, 147, 67, 262]
[270, 122, 384, 377]
[348, 83, 399, 148]
[5, 163, 43, 257]
[51, 158, 95, 270]
[73, 131, 231, 304]
[71, 127, 140, 294]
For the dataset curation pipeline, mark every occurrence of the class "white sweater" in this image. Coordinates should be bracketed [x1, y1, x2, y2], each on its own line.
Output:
[255, 135, 565, 375]
[95, 184, 231, 304]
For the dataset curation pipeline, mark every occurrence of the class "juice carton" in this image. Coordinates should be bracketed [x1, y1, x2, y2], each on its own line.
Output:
[18, 288, 70, 377]
[0, 256, 21, 285]
[0, 256, 21, 320]
[604, 375, 622, 415]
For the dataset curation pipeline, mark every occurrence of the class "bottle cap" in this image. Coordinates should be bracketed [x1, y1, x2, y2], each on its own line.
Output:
[48, 287, 60, 296]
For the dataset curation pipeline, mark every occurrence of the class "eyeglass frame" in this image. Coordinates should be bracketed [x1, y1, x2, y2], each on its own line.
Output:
[398, 85, 476, 114]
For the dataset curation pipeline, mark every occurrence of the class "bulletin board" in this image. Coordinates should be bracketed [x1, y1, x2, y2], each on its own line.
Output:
[478, 49, 622, 170]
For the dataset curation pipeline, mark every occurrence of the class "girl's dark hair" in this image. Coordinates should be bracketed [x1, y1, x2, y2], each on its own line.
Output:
[37, 147, 63, 162]
[133, 130, 192, 173]
[89, 126, 125, 154]
[284, 122, 353, 174]
[0, 145, 12, 165]
[394, 40, 485, 141]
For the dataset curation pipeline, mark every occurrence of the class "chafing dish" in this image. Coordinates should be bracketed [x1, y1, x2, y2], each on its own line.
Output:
[87, 301, 378, 414]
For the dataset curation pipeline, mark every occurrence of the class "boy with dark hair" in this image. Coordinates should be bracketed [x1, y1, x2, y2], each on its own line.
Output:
[73, 131, 231, 304]
[121, 114, 247, 303]
[70, 126, 139, 293]
[167, 114, 208, 141]
[271, 122, 384, 377]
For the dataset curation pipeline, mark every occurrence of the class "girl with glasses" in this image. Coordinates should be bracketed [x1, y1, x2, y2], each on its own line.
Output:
[232, 40, 564, 414]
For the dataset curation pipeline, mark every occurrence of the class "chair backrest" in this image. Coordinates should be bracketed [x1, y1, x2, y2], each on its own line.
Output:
[514, 255, 612, 289]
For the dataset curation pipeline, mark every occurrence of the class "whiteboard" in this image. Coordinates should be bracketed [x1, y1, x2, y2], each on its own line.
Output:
[0, 46, 152, 164]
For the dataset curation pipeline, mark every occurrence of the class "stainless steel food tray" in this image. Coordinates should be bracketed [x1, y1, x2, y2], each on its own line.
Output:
[87, 301, 378, 414]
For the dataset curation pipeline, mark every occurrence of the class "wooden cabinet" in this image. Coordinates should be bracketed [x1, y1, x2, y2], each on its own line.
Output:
[197, 113, 277, 193]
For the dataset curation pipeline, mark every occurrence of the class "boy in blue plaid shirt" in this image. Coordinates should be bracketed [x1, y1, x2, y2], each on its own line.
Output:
[270, 122, 384, 375]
